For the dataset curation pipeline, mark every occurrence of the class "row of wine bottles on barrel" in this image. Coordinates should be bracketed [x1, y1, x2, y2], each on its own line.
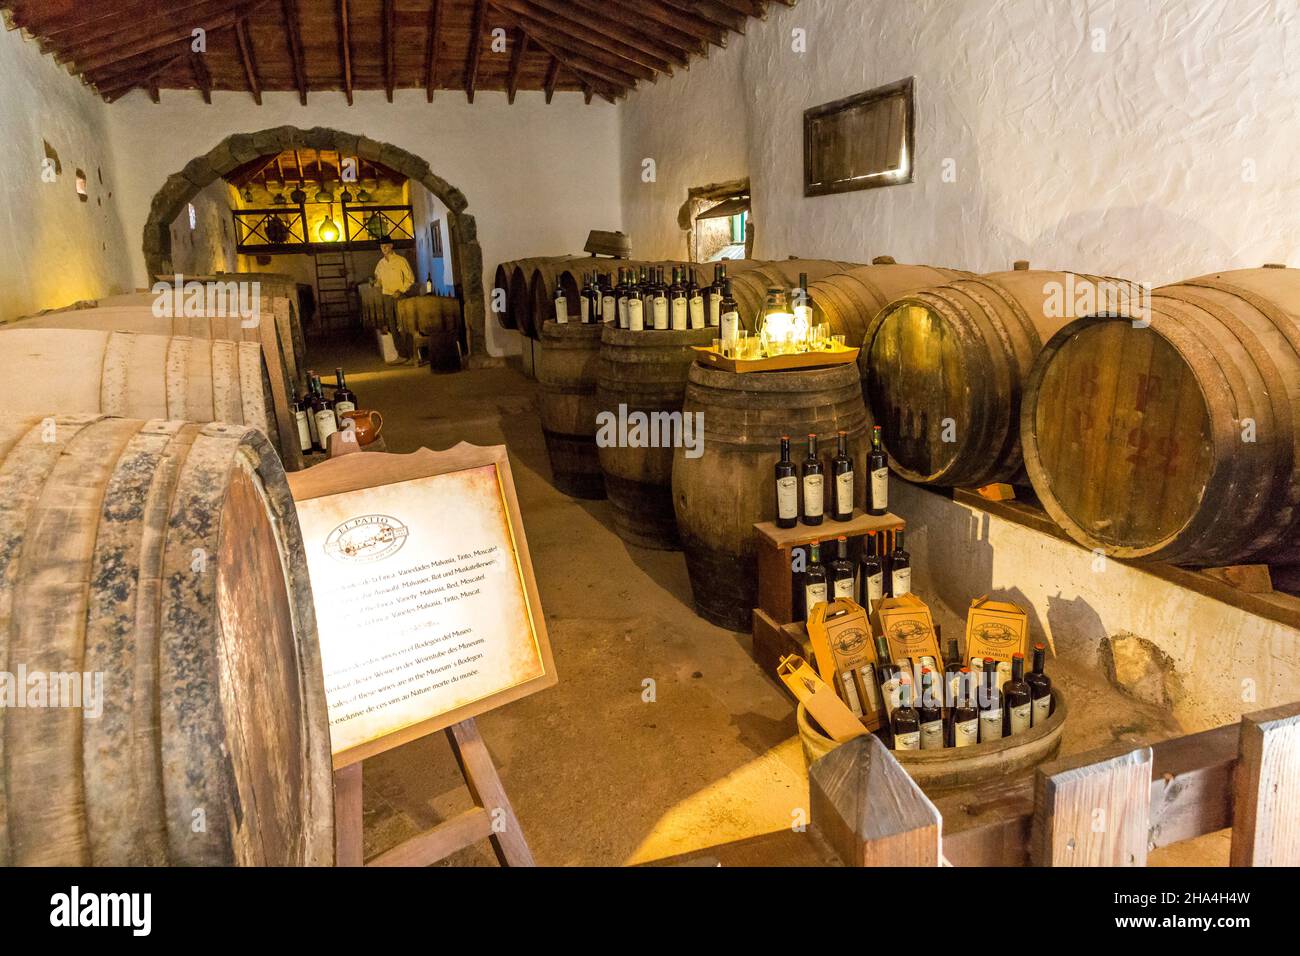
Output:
[775, 425, 890, 527]
[880, 641, 1053, 751]
[293, 367, 358, 454]
[796, 532, 911, 620]
[554, 263, 740, 332]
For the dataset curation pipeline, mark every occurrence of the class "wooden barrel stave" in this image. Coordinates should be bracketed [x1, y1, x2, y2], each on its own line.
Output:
[596, 325, 713, 549]
[673, 363, 871, 630]
[0, 415, 332, 865]
[539, 322, 606, 500]
[728, 259, 860, 328]
[1022, 267, 1300, 566]
[810, 263, 974, 347]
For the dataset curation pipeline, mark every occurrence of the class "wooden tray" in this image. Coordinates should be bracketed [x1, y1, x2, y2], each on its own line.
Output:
[692, 345, 860, 373]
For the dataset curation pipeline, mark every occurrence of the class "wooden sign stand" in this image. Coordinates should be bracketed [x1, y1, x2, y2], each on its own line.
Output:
[292, 432, 554, 867]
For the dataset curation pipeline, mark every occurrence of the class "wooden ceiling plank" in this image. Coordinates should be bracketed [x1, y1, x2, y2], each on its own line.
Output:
[506, 30, 529, 104]
[424, 0, 443, 101]
[543, 54, 559, 104]
[465, 0, 487, 103]
[566, 0, 695, 66]
[382, 0, 396, 102]
[281, 0, 309, 105]
[234, 17, 263, 105]
[70, 0, 269, 75]
[488, 0, 648, 86]
[520, 32, 621, 103]
[606, 0, 722, 50]
[660, 0, 748, 33]
[521, 0, 676, 75]
[37, 0, 231, 47]
[340, 0, 354, 105]
[190, 50, 212, 103]
[98, 50, 187, 99]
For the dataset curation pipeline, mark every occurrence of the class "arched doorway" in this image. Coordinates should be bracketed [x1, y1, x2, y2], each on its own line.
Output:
[141, 125, 486, 357]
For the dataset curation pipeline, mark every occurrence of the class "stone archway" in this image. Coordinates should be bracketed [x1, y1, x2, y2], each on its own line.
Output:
[142, 125, 486, 357]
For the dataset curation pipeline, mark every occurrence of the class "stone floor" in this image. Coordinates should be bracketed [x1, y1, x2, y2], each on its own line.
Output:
[307, 331, 1228, 867]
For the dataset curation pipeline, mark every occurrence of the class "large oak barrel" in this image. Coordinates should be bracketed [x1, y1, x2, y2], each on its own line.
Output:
[863, 269, 1136, 487]
[539, 322, 606, 499]
[493, 256, 575, 332]
[0, 328, 275, 445]
[0, 414, 332, 865]
[810, 261, 973, 347]
[673, 363, 871, 630]
[398, 295, 463, 373]
[596, 325, 714, 548]
[729, 259, 860, 329]
[7, 303, 303, 471]
[1022, 266, 1300, 567]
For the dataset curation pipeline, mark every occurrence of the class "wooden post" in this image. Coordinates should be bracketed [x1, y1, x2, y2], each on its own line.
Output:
[1031, 742, 1152, 866]
[1230, 702, 1300, 866]
[810, 734, 942, 866]
[333, 763, 364, 867]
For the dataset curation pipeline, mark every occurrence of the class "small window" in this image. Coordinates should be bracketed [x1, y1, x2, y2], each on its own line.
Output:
[430, 220, 443, 257]
[804, 77, 914, 197]
[188, 202, 197, 231]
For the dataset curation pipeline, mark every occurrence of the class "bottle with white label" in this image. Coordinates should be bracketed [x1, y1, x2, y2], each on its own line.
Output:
[309, 373, 337, 450]
[332, 367, 357, 416]
[669, 266, 688, 330]
[943, 638, 964, 712]
[838, 670, 864, 717]
[688, 268, 705, 329]
[774, 435, 798, 529]
[801, 433, 824, 525]
[857, 534, 884, 612]
[891, 683, 921, 751]
[918, 669, 945, 750]
[978, 660, 1003, 743]
[652, 267, 669, 330]
[1025, 642, 1053, 726]
[602, 276, 616, 324]
[830, 429, 854, 521]
[802, 540, 828, 620]
[293, 400, 312, 455]
[579, 272, 592, 324]
[617, 269, 630, 328]
[874, 635, 903, 731]
[948, 669, 979, 748]
[889, 529, 911, 596]
[553, 282, 568, 324]
[829, 536, 855, 601]
[719, 278, 739, 352]
[627, 277, 645, 332]
[708, 262, 726, 327]
[301, 385, 319, 450]
[868, 424, 889, 515]
[1002, 653, 1032, 737]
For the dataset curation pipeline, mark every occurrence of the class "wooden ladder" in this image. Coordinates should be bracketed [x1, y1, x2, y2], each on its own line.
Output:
[314, 250, 354, 332]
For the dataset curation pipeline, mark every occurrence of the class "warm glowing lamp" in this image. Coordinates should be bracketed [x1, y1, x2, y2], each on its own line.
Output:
[318, 217, 341, 242]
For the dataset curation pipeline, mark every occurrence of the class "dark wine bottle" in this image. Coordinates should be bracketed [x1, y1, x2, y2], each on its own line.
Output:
[942, 637, 964, 712]
[333, 367, 357, 415]
[553, 280, 568, 324]
[719, 278, 739, 354]
[948, 669, 979, 748]
[1002, 653, 1032, 738]
[616, 269, 630, 328]
[830, 429, 854, 521]
[803, 540, 828, 620]
[669, 266, 687, 330]
[829, 535, 855, 601]
[978, 658, 1003, 743]
[308, 372, 337, 452]
[292, 398, 312, 455]
[918, 668, 944, 750]
[652, 267, 669, 330]
[687, 268, 705, 329]
[891, 682, 921, 751]
[874, 634, 903, 729]
[602, 274, 616, 324]
[581, 272, 595, 323]
[1026, 642, 1053, 726]
[801, 433, 824, 526]
[627, 270, 645, 331]
[774, 435, 797, 529]
[857, 534, 884, 612]
[868, 424, 888, 515]
[888, 529, 911, 596]
[708, 263, 727, 327]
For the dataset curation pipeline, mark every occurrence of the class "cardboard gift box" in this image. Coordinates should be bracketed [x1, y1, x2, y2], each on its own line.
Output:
[777, 654, 869, 743]
[964, 595, 1030, 686]
[806, 597, 886, 731]
[871, 593, 945, 700]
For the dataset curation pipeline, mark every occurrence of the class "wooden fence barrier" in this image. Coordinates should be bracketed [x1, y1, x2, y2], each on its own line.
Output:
[810, 702, 1300, 867]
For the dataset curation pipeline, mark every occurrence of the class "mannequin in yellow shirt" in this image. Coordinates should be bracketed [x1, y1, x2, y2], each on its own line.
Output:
[372, 238, 415, 297]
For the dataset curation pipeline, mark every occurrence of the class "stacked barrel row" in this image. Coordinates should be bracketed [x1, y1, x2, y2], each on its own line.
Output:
[0, 273, 332, 863]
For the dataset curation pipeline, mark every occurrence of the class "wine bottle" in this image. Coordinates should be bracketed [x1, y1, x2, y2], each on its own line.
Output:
[891, 682, 921, 751]
[948, 669, 979, 748]
[719, 279, 739, 354]
[1026, 642, 1053, 726]
[774, 435, 797, 529]
[803, 540, 828, 620]
[942, 637, 964, 712]
[1003, 653, 1032, 738]
[616, 270, 630, 328]
[652, 267, 669, 330]
[831, 429, 854, 521]
[856, 534, 885, 612]
[801, 433, 824, 526]
[918, 668, 944, 750]
[579, 272, 592, 324]
[978, 659, 1003, 743]
[553, 281, 568, 324]
[333, 367, 357, 415]
[292, 399, 312, 455]
[687, 268, 705, 329]
[627, 271, 645, 331]
[875, 634, 903, 727]
[889, 529, 911, 596]
[301, 380, 319, 450]
[829, 536, 855, 600]
[868, 424, 888, 514]
[708, 263, 726, 327]
[309, 373, 337, 451]
[602, 274, 616, 324]
[837, 669, 864, 718]
[669, 267, 688, 330]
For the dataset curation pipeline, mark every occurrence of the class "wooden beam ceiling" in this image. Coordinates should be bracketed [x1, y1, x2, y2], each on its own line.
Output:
[5, 0, 784, 104]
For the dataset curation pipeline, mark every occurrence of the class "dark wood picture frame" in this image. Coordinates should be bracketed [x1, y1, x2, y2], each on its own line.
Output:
[804, 77, 916, 198]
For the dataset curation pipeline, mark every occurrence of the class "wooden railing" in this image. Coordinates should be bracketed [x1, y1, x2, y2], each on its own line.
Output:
[342, 204, 414, 244]
[811, 702, 1300, 866]
[233, 207, 308, 248]
[232, 203, 415, 253]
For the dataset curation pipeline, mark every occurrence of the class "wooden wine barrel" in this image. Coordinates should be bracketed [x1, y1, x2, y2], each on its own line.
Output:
[729, 259, 860, 329]
[398, 296, 464, 373]
[492, 256, 574, 332]
[862, 269, 1135, 487]
[0, 328, 275, 444]
[673, 363, 871, 630]
[596, 325, 714, 548]
[7, 304, 303, 471]
[0, 414, 332, 865]
[1021, 266, 1300, 566]
[809, 261, 973, 347]
[539, 322, 606, 499]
